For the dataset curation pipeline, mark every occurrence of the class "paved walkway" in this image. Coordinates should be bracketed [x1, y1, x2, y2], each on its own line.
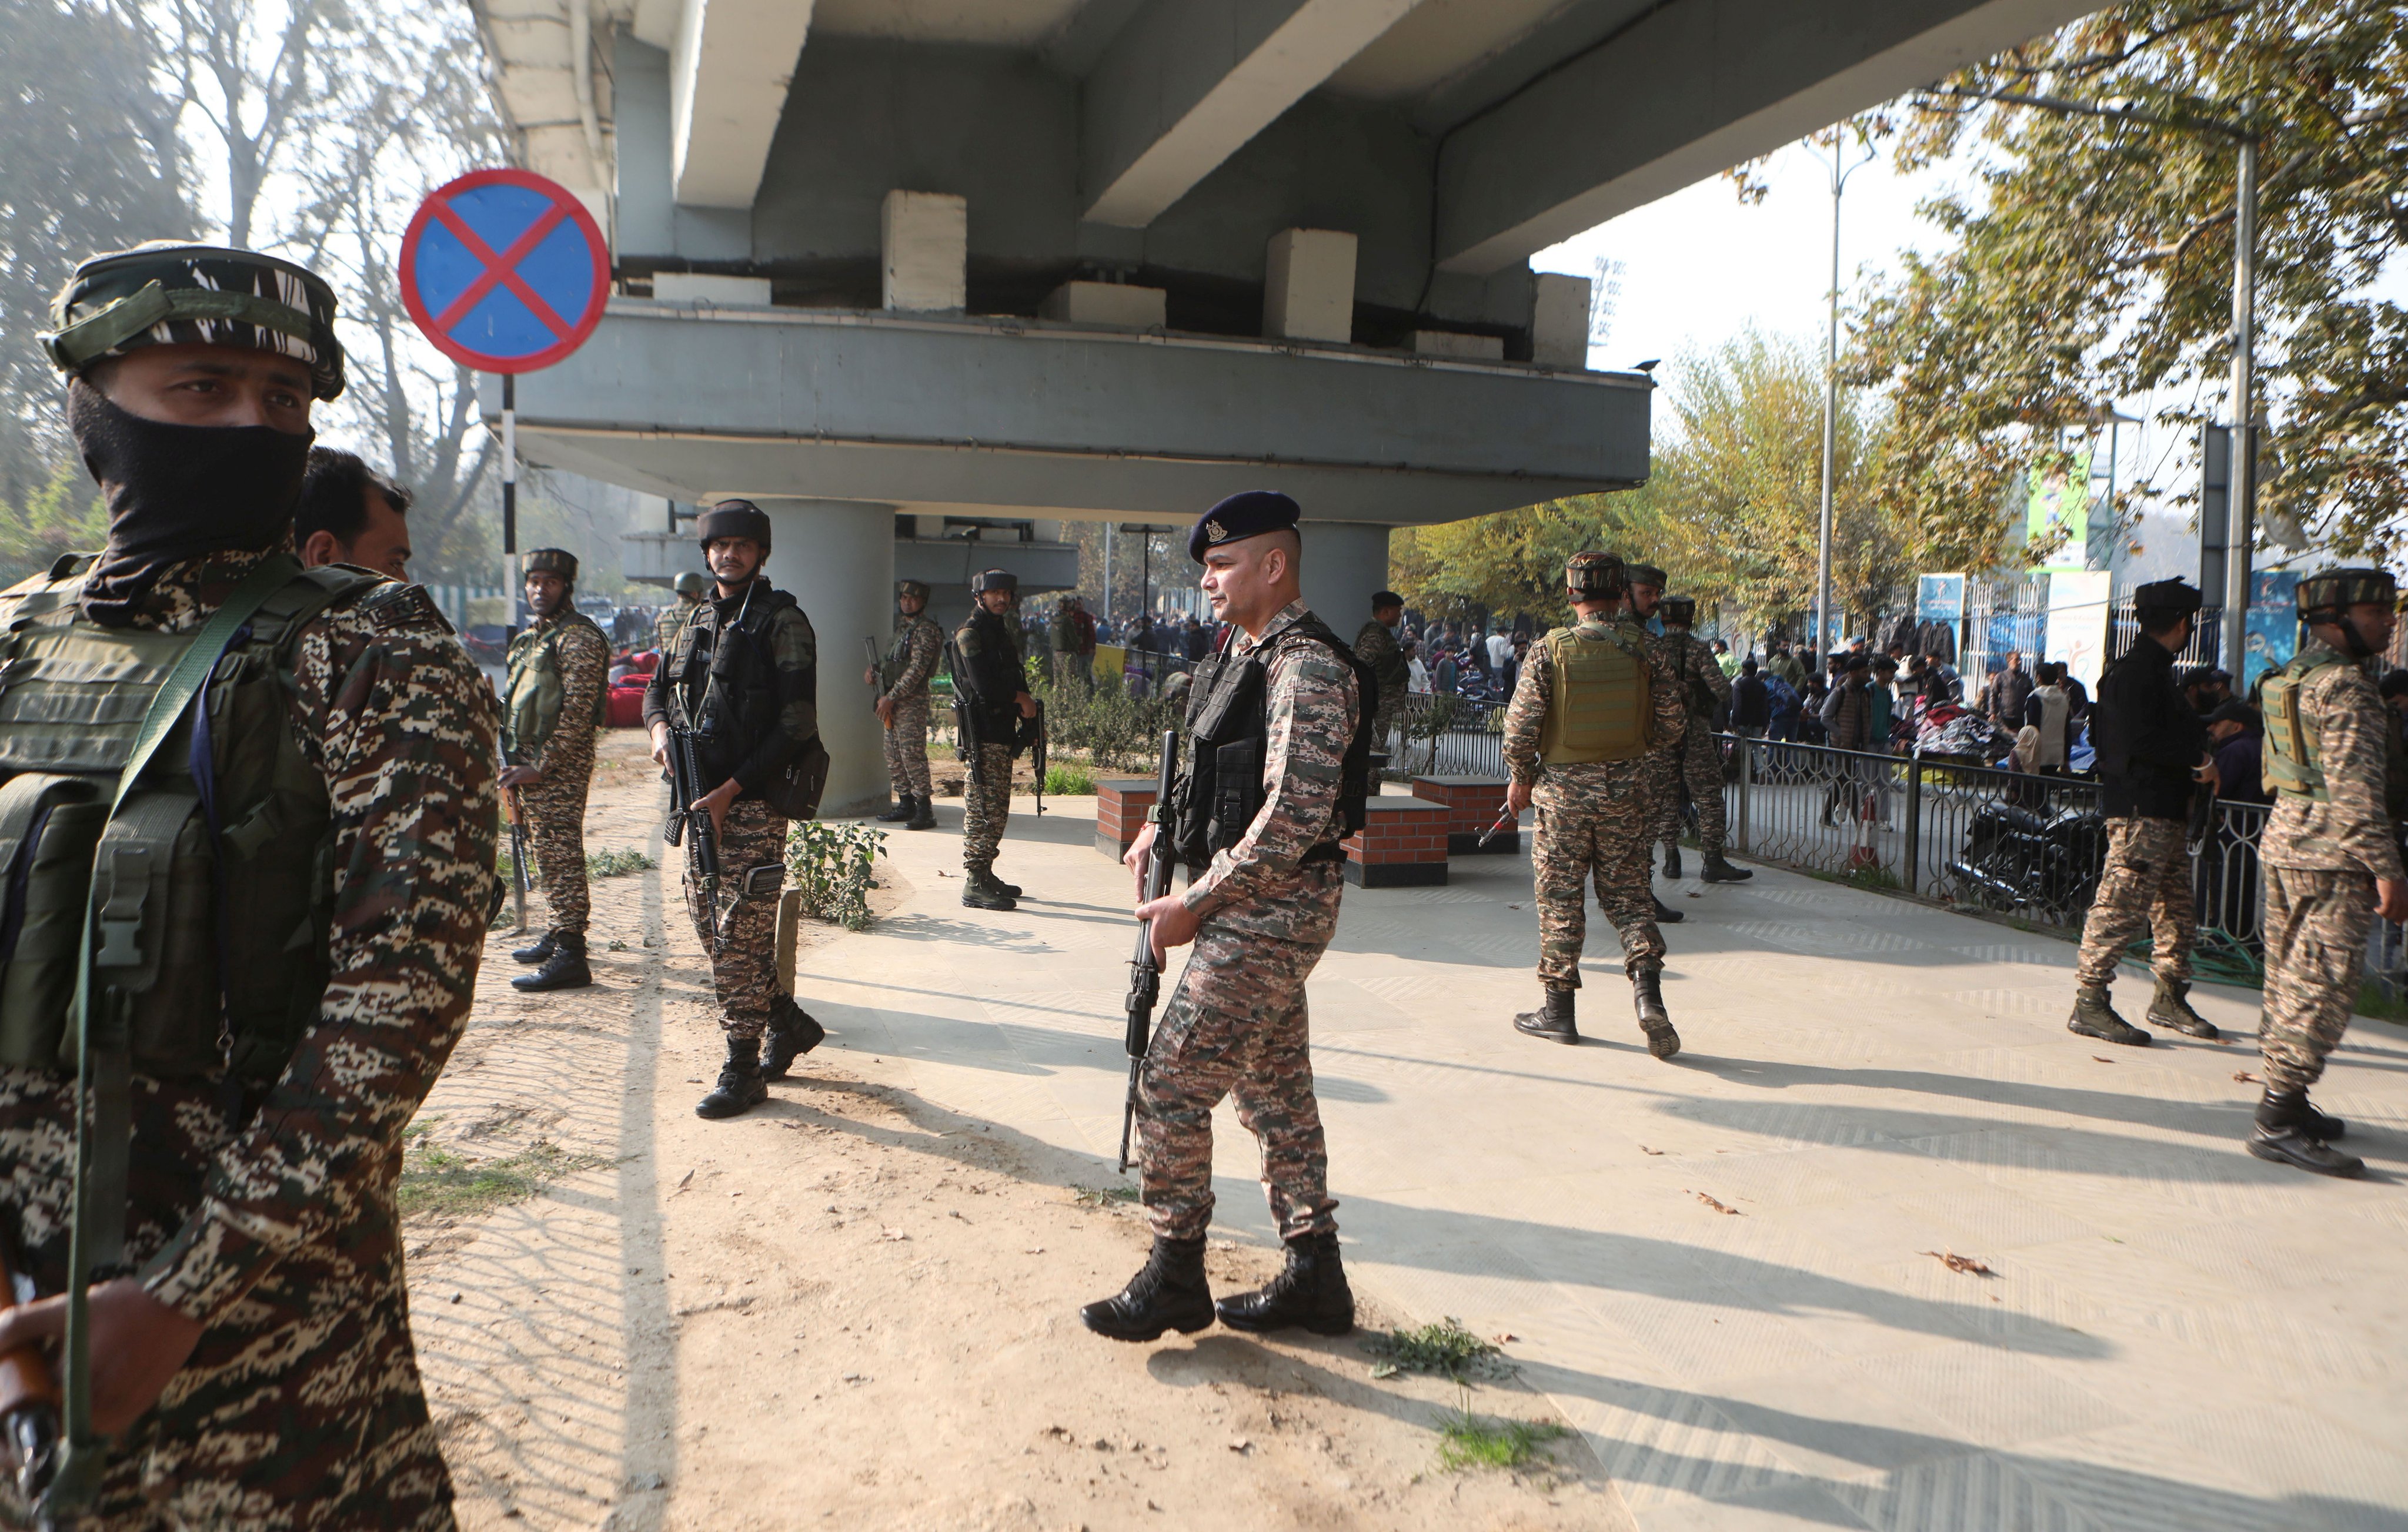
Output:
[802, 791, 2408, 1531]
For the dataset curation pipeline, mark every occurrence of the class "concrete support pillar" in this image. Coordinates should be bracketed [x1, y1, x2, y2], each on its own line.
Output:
[1295, 521, 1393, 636]
[883, 190, 967, 312]
[757, 497, 896, 818]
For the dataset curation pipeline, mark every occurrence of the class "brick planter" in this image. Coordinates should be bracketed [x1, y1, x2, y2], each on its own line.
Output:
[1341, 794, 1451, 887]
[1411, 774, 1520, 854]
[1095, 778, 1158, 859]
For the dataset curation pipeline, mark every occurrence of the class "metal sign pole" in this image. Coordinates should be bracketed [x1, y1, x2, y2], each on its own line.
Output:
[502, 371, 519, 646]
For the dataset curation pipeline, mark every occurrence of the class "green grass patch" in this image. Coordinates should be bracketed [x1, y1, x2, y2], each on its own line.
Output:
[2358, 981, 2408, 1023]
[586, 847, 657, 878]
[1041, 762, 1097, 795]
[1361, 1317, 1515, 1382]
[1435, 1410, 1572, 1472]
[1073, 1184, 1140, 1207]
[398, 1135, 608, 1221]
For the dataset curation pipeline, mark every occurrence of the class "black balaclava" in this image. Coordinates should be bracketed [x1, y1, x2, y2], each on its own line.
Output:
[68, 378, 312, 624]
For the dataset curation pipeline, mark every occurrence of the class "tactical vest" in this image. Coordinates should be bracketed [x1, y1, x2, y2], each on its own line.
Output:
[1539, 621, 1652, 764]
[1171, 612, 1375, 868]
[1665, 631, 1718, 717]
[881, 615, 932, 693]
[666, 584, 829, 818]
[0, 553, 379, 1083]
[2262, 650, 2354, 802]
[505, 610, 609, 763]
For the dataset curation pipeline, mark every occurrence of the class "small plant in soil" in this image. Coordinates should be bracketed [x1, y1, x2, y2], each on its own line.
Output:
[786, 821, 887, 931]
[1361, 1317, 1517, 1382]
[399, 1126, 607, 1221]
[1073, 1185, 1140, 1207]
[586, 848, 657, 878]
[1433, 1410, 1571, 1472]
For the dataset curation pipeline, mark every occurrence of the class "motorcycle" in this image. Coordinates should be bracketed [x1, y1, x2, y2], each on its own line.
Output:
[1947, 798, 2105, 919]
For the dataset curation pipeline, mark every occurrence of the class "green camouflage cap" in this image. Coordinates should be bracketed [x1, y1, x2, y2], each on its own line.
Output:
[672, 570, 707, 597]
[525, 547, 579, 581]
[897, 578, 930, 600]
[2298, 567, 2397, 619]
[43, 242, 345, 400]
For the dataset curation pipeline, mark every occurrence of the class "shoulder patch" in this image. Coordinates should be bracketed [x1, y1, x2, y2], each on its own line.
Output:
[363, 582, 453, 634]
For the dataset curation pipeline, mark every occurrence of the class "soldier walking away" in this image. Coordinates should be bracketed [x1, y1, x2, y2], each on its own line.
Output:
[653, 568, 706, 657]
[1083, 490, 1370, 1344]
[0, 242, 499, 1524]
[1656, 596, 1750, 884]
[295, 447, 413, 578]
[2249, 570, 2408, 1177]
[1048, 595, 1086, 693]
[951, 570, 1037, 911]
[1353, 590, 1410, 760]
[2071, 579, 2220, 1046]
[869, 578, 942, 829]
[503, 548, 609, 992]
[1501, 553, 1687, 1056]
[643, 500, 829, 1118]
[1624, 563, 1686, 925]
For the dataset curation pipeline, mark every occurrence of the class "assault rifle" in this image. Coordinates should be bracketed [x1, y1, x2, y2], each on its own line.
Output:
[1118, 730, 1181, 1173]
[0, 1230, 58, 1527]
[864, 636, 887, 726]
[1027, 700, 1048, 817]
[2186, 777, 2217, 859]
[663, 726, 722, 923]
[502, 787, 532, 932]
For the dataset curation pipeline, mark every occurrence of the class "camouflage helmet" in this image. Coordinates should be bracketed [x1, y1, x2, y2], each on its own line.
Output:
[525, 548, 578, 581]
[2297, 567, 2397, 622]
[896, 578, 930, 601]
[44, 243, 345, 400]
[672, 570, 707, 598]
[1564, 551, 1627, 600]
[1660, 595, 1698, 627]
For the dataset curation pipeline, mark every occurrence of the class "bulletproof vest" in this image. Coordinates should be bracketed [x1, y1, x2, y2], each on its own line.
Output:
[881, 614, 931, 691]
[505, 609, 609, 762]
[1171, 612, 1375, 869]
[2261, 651, 2349, 802]
[0, 553, 379, 1082]
[667, 584, 803, 784]
[950, 608, 1026, 738]
[1539, 621, 1652, 764]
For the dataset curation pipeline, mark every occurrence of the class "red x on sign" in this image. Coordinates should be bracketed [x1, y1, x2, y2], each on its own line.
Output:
[399, 169, 609, 373]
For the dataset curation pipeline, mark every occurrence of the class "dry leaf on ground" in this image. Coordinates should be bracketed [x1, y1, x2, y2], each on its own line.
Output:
[1691, 1192, 1739, 1216]
[1923, 1250, 1995, 1276]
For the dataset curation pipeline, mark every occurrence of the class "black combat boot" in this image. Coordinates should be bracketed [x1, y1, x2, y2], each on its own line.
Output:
[512, 930, 592, 992]
[1215, 1231, 1354, 1336]
[1701, 852, 1754, 884]
[759, 995, 827, 1080]
[1632, 966, 1681, 1059]
[2246, 1088, 2363, 1178]
[874, 794, 914, 824]
[905, 795, 937, 830]
[987, 867, 1024, 898]
[2145, 976, 2219, 1039]
[511, 930, 557, 965]
[2299, 1095, 2346, 1140]
[2068, 985, 2150, 1046]
[1652, 894, 1685, 925]
[1080, 1236, 1215, 1341]
[1662, 844, 1684, 880]
[961, 868, 1017, 911]
[696, 1036, 770, 1120]
[1512, 985, 1578, 1045]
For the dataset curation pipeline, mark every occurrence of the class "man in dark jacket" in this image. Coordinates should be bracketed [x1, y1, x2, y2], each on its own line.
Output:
[953, 568, 1038, 909]
[1732, 659, 1771, 737]
[2069, 579, 2219, 1046]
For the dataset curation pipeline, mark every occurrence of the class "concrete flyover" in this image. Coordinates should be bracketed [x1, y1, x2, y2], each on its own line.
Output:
[472, 0, 2105, 813]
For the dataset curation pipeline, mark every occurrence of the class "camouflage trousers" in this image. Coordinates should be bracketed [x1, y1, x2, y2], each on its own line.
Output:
[1370, 690, 1407, 760]
[2074, 816, 2195, 988]
[962, 741, 1014, 873]
[0, 1068, 456, 1528]
[1534, 779, 1664, 986]
[1655, 722, 1728, 857]
[517, 769, 590, 935]
[882, 691, 933, 798]
[1138, 862, 1343, 1243]
[685, 796, 791, 1040]
[2260, 865, 2376, 1093]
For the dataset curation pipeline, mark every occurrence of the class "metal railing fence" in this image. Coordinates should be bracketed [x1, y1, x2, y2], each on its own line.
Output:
[1385, 693, 1508, 778]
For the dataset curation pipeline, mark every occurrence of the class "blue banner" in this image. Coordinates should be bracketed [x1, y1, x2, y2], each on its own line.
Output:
[2242, 570, 2300, 694]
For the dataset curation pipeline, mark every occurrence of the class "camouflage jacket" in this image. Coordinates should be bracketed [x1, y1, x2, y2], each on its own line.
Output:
[0, 544, 502, 1328]
[1502, 615, 1686, 791]
[503, 606, 608, 775]
[653, 598, 696, 658]
[1181, 600, 1359, 931]
[883, 611, 943, 702]
[1352, 619, 1409, 703]
[2262, 638, 2408, 880]
[1662, 630, 1731, 718]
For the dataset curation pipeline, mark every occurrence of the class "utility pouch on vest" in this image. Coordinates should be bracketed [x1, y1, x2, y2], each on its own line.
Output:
[1540, 625, 1651, 764]
[2261, 655, 2337, 801]
[757, 735, 830, 822]
[99, 790, 217, 1075]
[0, 774, 101, 1069]
[1174, 654, 1266, 866]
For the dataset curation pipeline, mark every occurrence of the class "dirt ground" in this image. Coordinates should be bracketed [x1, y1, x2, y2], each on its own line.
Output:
[401, 732, 1631, 1531]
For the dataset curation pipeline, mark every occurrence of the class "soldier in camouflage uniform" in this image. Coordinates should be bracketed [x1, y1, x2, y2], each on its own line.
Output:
[1352, 591, 1410, 759]
[1624, 564, 1687, 925]
[642, 501, 826, 1119]
[2070, 578, 2219, 1047]
[2248, 569, 2408, 1178]
[1655, 596, 1750, 883]
[951, 570, 1036, 911]
[869, 578, 941, 830]
[1084, 490, 1360, 1344]
[1501, 553, 1688, 1056]
[652, 568, 705, 657]
[502, 547, 608, 992]
[0, 243, 498, 1526]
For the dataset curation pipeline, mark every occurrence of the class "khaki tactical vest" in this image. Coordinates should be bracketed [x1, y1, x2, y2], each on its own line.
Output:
[2260, 651, 2346, 802]
[505, 610, 609, 762]
[1539, 620, 1652, 764]
[0, 553, 380, 1082]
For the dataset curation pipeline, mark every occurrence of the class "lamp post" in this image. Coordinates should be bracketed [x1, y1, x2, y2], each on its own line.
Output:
[1803, 125, 1875, 659]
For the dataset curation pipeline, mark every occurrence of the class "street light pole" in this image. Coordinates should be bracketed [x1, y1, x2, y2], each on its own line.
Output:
[2222, 122, 2257, 675]
[1806, 126, 1873, 658]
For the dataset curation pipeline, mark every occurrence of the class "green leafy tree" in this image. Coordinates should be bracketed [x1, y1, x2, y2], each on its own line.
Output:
[1851, 0, 2408, 563]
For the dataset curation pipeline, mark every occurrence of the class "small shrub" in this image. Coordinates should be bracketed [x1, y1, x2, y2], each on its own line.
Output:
[1030, 670, 1180, 771]
[586, 847, 656, 878]
[1040, 762, 1097, 795]
[787, 820, 887, 931]
[1361, 1317, 1517, 1382]
[1435, 1411, 1572, 1473]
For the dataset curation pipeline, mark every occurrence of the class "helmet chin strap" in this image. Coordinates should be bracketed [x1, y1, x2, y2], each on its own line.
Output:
[2342, 613, 2379, 660]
